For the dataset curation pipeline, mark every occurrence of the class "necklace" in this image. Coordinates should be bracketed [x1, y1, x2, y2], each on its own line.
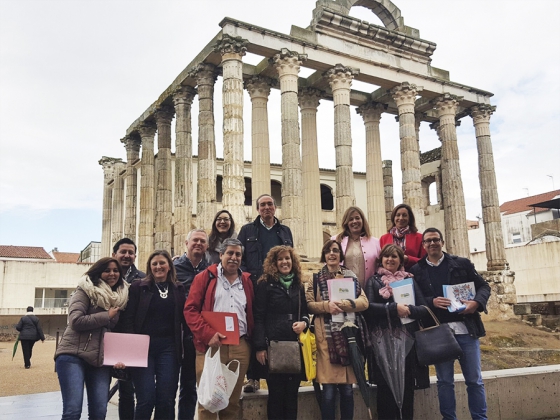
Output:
[155, 282, 168, 299]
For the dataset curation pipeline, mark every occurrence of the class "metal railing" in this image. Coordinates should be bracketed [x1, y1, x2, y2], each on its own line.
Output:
[34, 298, 69, 309]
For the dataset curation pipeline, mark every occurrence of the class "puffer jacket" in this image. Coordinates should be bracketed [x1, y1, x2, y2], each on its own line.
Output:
[237, 216, 293, 284]
[54, 287, 118, 367]
[253, 275, 309, 352]
[16, 314, 45, 341]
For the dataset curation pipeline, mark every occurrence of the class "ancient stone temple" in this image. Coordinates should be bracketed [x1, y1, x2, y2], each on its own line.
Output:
[99, 0, 509, 287]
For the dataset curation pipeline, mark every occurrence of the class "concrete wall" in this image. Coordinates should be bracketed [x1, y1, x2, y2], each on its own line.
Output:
[471, 241, 560, 303]
[240, 365, 560, 419]
[0, 260, 91, 313]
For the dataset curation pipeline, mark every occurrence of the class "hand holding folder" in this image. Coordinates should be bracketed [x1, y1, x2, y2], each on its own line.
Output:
[201, 311, 240, 345]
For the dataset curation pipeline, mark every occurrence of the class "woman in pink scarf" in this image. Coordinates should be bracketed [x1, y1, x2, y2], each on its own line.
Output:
[364, 244, 430, 420]
[379, 204, 426, 269]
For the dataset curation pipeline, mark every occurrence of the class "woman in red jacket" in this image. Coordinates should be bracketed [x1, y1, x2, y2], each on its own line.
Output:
[379, 204, 426, 269]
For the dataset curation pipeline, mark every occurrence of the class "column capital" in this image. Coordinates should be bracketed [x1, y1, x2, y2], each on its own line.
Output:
[214, 34, 248, 57]
[98, 156, 123, 179]
[155, 106, 174, 125]
[272, 48, 307, 77]
[356, 101, 387, 122]
[137, 121, 157, 139]
[469, 103, 496, 125]
[390, 82, 423, 107]
[245, 76, 276, 99]
[173, 86, 197, 107]
[121, 135, 141, 155]
[433, 93, 463, 117]
[188, 63, 218, 86]
[325, 64, 359, 90]
[298, 87, 323, 110]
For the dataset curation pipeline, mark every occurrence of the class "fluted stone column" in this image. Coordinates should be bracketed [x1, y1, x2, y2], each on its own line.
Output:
[357, 102, 387, 237]
[382, 160, 394, 231]
[246, 76, 274, 219]
[434, 94, 469, 258]
[189, 63, 218, 231]
[470, 104, 508, 270]
[390, 82, 425, 231]
[122, 135, 141, 241]
[99, 157, 121, 257]
[173, 86, 196, 253]
[273, 49, 307, 254]
[327, 64, 358, 227]
[216, 35, 248, 226]
[110, 161, 126, 246]
[299, 88, 323, 259]
[154, 106, 174, 252]
[137, 122, 157, 270]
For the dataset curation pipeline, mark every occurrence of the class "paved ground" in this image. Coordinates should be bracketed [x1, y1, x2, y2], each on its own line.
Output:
[0, 391, 119, 420]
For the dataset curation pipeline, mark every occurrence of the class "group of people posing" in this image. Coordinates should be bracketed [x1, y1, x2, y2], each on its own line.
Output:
[54, 194, 491, 420]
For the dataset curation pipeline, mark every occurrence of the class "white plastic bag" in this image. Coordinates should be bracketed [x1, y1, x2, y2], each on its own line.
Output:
[197, 347, 240, 413]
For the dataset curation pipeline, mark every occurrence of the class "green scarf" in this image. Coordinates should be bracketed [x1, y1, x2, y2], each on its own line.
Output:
[278, 273, 295, 290]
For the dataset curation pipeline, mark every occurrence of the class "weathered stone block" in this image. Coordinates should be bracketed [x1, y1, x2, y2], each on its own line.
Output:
[514, 304, 532, 315]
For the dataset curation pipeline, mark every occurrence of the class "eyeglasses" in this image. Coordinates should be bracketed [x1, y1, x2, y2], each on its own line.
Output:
[216, 217, 231, 223]
[423, 238, 442, 244]
[326, 248, 341, 254]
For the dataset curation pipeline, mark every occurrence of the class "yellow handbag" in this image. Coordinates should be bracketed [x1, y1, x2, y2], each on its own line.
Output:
[299, 322, 317, 381]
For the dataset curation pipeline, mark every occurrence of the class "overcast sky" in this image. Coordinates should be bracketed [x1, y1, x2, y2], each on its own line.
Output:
[1, 0, 559, 253]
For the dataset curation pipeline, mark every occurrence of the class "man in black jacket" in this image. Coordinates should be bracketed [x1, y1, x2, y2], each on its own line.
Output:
[237, 194, 293, 392]
[411, 227, 490, 420]
[112, 238, 145, 420]
[173, 229, 209, 420]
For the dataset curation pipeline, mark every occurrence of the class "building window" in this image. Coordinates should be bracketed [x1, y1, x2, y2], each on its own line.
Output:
[512, 232, 521, 243]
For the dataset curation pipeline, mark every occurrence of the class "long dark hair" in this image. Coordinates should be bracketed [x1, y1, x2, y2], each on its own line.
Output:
[390, 203, 418, 233]
[84, 257, 124, 288]
[145, 250, 178, 284]
[208, 210, 236, 250]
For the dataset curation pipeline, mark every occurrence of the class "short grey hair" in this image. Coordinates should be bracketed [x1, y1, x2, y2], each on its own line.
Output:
[219, 238, 244, 254]
[187, 229, 208, 242]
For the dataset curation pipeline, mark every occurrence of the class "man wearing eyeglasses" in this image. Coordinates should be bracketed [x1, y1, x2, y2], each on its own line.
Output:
[184, 238, 254, 420]
[174, 229, 210, 420]
[410, 227, 491, 420]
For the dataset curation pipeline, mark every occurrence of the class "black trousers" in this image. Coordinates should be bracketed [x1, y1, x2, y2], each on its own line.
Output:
[374, 348, 415, 420]
[266, 373, 300, 420]
[178, 336, 197, 420]
[117, 379, 135, 420]
[20, 340, 35, 368]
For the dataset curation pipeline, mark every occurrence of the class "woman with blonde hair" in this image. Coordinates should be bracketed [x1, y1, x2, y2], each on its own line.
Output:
[253, 245, 309, 420]
[121, 250, 186, 419]
[333, 206, 381, 288]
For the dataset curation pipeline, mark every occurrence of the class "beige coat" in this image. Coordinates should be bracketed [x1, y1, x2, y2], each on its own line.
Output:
[305, 270, 368, 384]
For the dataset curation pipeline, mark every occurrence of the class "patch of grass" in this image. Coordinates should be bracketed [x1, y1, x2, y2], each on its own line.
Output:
[487, 335, 526, 348]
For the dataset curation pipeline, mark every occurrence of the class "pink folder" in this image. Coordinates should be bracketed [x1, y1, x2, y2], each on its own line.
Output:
[103, 332, 150, 367]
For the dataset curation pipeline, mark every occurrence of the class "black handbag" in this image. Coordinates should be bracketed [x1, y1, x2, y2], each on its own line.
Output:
[267, 288, 302, 374]
[415, 306, 463, 366]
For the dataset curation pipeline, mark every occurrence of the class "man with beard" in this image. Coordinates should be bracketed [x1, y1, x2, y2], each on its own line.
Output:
[112, 238, 145, 420]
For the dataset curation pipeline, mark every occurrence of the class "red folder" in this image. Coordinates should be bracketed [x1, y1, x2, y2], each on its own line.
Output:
[201, 311, 240, 345]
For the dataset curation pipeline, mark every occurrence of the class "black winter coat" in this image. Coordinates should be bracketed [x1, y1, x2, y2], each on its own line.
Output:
[121, 279, 187, 365]
[364, 273, 430, 389]
[16, 314, 45, 341]
[410, 253, 491, 338]
[253, 276, 309, 352]
[237, 217, 294, 284]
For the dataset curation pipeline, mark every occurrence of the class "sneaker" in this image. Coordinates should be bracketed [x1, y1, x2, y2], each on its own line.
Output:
[243, 379, 260, 393]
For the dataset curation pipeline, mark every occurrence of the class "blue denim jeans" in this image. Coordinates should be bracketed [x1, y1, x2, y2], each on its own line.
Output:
[321, 384, 354, 420]
[435, 334, 487, 420]
[131, 336, 180, 420]
[178, 336, 197, 420]
[55, 354, 111, 420]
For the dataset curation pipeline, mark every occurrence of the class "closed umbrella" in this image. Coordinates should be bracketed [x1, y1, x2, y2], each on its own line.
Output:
[341, 319, 373, 420]
[12, 335, 20, 361]
[370, 306, 414, 419]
